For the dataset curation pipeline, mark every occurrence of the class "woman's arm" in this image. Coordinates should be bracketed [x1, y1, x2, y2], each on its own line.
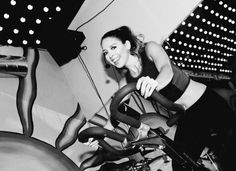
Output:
[146, 41, 173, 90]
[137, 41, 173, 98]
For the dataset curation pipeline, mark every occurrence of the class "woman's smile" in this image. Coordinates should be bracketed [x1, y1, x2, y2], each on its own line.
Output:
[110, 55, 120, 65]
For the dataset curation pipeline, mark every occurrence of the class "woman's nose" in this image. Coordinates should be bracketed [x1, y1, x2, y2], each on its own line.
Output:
[107, 53, 113, 59]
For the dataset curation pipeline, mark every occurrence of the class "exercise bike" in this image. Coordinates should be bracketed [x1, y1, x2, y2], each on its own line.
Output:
[78, 83, 219, 171]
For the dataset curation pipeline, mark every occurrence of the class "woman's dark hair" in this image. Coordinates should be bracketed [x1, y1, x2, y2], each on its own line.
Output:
[101, 26, 144, 56]
[101, 26, 145, 74]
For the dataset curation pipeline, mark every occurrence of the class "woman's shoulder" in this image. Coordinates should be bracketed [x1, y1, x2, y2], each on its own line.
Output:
[145, 41, 162, 51]
[144, 41, 164, 56]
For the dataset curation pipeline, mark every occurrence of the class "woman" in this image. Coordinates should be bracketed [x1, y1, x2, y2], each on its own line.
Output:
[101, 26, 236, 170]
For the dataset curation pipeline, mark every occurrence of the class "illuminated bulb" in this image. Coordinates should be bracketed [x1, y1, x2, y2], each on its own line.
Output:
[27, 4, 33, 10]
[0, 26, 3, 31]
[36, 40, 41, 44]
[20, 17, 26, 22]
[22, 40, 28, 45]
[56, 6, 61, 12]
[29, 30, 34, 35]
[36, 19, 41, 24]
[43, 7, 49, 12]
[13, 28, 19, 34]
[7, 39, 12, 44]
[204, 6, 209, 10]
[4, 13, 10, 19]
[10, 0, 16, 6]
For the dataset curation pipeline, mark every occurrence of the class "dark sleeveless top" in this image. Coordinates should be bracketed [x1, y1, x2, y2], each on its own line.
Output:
[125, 45, 190, 102]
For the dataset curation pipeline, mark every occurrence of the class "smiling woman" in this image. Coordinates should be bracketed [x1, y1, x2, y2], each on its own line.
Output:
[98, 25, 236, 171]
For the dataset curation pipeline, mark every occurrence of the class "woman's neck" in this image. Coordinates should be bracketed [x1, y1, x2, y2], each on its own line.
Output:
[125, 54, 142, 77]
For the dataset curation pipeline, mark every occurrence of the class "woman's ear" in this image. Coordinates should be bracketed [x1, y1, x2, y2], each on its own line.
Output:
[125, 40, 131, 50]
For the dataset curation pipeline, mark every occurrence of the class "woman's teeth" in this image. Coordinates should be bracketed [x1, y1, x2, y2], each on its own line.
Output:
[112, 56, 119, 64]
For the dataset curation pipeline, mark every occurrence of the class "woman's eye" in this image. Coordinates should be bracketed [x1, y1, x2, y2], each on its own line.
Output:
[111, 46, 116, 50]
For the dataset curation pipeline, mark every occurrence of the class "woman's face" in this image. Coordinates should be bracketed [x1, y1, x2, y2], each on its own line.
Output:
[101, 37, 130, 68]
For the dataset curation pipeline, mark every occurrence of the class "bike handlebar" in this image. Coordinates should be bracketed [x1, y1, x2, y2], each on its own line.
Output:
[78, 127, 140, 156]
[110, 82, 185, 127]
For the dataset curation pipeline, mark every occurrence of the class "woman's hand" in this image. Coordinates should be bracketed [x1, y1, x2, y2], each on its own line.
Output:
[83, 138, 100, 149]
[136, 76, 158, 99]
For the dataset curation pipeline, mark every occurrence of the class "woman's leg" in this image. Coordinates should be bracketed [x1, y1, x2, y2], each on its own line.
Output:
[173, 88, 236, 171]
